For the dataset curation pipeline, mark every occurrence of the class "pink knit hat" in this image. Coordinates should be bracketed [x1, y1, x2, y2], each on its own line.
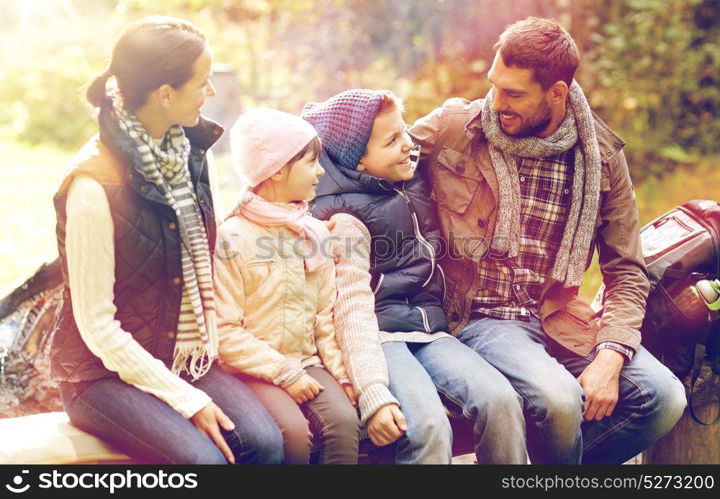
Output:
[230, 108, 319, 188]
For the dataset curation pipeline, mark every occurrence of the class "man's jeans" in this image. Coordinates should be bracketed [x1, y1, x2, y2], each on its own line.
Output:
[458, 316, 687, 464]
[383, 337, 527, 464]
[59, 365, 284, 464]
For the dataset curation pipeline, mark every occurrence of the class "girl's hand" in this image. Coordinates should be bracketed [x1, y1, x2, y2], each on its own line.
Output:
[284, 373, 324, 404]
[342, 382, 357, 406]
[191, 401, 236, 463]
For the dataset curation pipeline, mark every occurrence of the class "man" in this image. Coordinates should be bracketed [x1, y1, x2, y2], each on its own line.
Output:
[409, 17, 686, 464]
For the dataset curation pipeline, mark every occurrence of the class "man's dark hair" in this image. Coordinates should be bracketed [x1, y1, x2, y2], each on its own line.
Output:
[493, 17, 580, 90]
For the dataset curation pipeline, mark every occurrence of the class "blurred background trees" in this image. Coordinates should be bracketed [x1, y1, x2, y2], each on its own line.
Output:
[2, 0, 718, 182]
[1, 0, 719, 296]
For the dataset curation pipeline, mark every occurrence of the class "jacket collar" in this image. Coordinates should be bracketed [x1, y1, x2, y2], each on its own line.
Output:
[97, 103, 223, 206]
[315, 149, 394, 198]
[184, 115, 224, 151]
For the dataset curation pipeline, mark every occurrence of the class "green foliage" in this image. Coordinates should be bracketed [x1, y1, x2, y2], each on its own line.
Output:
[585, 0, 720, 181]
[2, 0, 719, 185]
[1, 50, 98, 149]
[0, 0, 556, 148]
[0, 6, 112, 150]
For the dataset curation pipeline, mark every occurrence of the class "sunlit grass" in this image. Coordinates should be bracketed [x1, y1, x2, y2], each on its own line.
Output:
[0, 141, 69, 296]
[0, 142, 242, 297]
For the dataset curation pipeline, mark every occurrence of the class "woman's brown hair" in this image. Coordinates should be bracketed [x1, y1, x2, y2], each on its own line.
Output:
[86, 16, 207, 110]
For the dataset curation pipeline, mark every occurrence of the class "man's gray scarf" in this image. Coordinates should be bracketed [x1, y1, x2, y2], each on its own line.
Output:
[111, 91, 218, 379]
[481, 80, 601, 288]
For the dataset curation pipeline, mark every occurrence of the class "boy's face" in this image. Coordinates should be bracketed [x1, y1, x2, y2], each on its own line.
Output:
[358, 107, 414, 183]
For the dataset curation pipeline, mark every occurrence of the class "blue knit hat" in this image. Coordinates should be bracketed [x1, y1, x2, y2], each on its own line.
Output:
[302, 89, 385, 170]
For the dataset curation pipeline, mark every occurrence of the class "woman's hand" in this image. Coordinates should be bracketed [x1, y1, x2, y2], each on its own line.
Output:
[366, 403, 407, 447]
[191, 401, 236, 464]
[284, 373, 324, 404]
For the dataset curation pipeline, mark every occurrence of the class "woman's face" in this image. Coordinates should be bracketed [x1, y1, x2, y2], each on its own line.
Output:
[167, 46, 216, 127]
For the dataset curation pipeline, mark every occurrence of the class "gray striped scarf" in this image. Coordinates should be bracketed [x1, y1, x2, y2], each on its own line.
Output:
[112, 93, 218, 380]
[480, 80, 601, 288]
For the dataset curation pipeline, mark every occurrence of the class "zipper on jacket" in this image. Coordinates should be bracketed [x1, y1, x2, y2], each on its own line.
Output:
[437, 263, 447, 304]
[372, 273, 385, 295]
[394, 186, 436, 288]
[415, 306, 432, 333]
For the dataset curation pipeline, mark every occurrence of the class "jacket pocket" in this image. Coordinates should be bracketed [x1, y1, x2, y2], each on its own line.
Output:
[430, 147, 483, 215]
[243, 259, 275, 292]
[542, 297, 599, 356]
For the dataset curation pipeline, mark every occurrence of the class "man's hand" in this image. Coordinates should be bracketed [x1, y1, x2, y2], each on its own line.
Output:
[191, 402, 236, 464]
[577, 349, 624, 421]
[366, 404, 407, 446]
[342, 382, 357, 406]
[284, 373, 324, 404]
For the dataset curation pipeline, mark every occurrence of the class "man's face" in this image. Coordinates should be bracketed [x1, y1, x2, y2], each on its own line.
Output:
[487, 53, 552, 137]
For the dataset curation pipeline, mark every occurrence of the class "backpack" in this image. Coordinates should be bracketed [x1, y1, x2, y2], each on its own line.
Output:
[0, 260, 63, 417]
[593, 200, 720, 425]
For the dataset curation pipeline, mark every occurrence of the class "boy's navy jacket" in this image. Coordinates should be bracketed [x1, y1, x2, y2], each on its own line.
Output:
[311, 150, 449, 334]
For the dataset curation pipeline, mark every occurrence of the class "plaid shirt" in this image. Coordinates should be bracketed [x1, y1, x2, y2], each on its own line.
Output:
[470, 150, 635, 361]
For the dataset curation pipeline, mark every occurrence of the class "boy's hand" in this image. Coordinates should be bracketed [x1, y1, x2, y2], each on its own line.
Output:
[342, 382, 357, 406]
[284, 373, 324, 404]
[367, 404, 407, 447]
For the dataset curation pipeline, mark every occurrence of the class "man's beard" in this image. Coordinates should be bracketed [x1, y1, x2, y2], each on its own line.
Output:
[500, 99, 552, 137]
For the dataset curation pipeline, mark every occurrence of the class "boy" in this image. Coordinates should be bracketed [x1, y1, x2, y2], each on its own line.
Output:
[304, 89, 527, 464]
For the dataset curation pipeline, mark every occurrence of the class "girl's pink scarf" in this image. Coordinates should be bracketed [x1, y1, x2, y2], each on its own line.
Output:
[227, 193, 326, 273]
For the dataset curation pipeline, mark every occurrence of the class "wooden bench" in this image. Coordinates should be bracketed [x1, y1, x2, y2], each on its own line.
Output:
[0, 410, 476, 464]
[0, 412, 133, 464]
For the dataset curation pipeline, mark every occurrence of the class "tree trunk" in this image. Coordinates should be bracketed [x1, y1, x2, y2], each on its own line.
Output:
[643, 364, 720, 464]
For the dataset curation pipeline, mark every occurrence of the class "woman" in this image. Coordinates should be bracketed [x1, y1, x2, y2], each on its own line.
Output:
[50, 16, 283, 464]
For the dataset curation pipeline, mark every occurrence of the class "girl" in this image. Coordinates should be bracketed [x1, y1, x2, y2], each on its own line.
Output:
[215, 108, 361, 464]
[51, 17, 283, 464]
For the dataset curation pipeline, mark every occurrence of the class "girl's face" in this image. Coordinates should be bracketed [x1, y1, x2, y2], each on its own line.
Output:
[278, 150, 325, 202]
[166, 46, 216, 127]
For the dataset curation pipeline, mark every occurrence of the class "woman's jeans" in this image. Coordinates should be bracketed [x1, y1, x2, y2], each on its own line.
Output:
[59, 365, 284, 464]
[458, 316, 687, 464]
[382, 337, 527, 464]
